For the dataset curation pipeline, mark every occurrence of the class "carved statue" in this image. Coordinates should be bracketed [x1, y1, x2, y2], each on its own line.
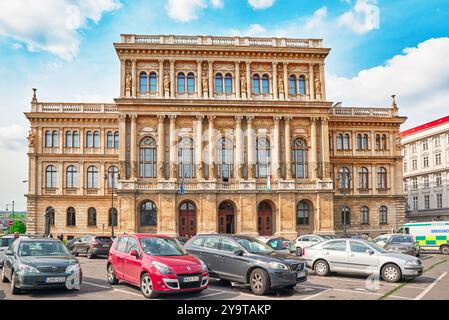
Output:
[237, 165, 244, 180]
[27, 129, 36, 146]
[202, 71, 209, 94]
[209, 163, 216, 179]
[240, 72, 247, 93]
[315, 78, 322, 94]
[125, 71, 132, 91]
[278, 73, 284, 93]
[170, 163, 177, 178]
[248, 164, 255, 179]
[196, 162, 203, 179]
[163, 72, 170, 95]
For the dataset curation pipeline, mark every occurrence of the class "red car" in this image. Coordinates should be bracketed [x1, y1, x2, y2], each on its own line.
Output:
[107, 234, 208, 298]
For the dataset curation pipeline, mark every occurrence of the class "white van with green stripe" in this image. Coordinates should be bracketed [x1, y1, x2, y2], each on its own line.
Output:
[396, 221, 449, 255]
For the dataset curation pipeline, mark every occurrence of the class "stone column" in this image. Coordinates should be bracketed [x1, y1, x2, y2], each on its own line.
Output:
[308, 64, 315, 101]
[170, 60, 175, 98]
[310, 117, 318, 180]
[320, 118, 331, 179]
[169, 115, 177, 179]
[118, 114, 126, 176]
[272, 116, 281, 180]
[320, 63, 326, 101]
[120, 59, 126, 98]
[283, 63, 289, 100]
[208, 116, 216, 180]
[195, 116, 203, 180]
[235, 62, 240, 99]
[158, 59, 164, 98]
[235, 116, 243, 180]
[197, 60, 203, 99]
[272, 62, 278, 99]
[285, 116, 293, 180]
[208, 60, 214, 98]
[247, 116, 255, 179]
[131, 60, 137, 98]
[130, 114, 138, 179]
[246, 61, 251, 99]
[157, 115, 165, 179]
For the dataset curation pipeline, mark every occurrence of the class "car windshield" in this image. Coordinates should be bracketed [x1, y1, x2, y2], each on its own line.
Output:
[1, 237, 14, 247]
[236, 238, 274, 254]
[390, 235, 414, 243]
[140, 237, 188, 256]
[367, 241, 387, 253]
[18, 241, 70, 257]
[95, 237, 112, 243]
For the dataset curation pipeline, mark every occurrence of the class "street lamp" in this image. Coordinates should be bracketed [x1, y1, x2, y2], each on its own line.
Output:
[105, 168, 120, 238]
[336, 170, 352, 236]
[44, 207, 52, 238]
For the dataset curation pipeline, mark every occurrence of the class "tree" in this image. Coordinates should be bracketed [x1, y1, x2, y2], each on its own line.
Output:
[9, 220, 26, 234]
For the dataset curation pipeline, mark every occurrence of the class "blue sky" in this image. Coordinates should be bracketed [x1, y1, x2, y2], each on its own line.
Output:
[0, 0, 448, 210]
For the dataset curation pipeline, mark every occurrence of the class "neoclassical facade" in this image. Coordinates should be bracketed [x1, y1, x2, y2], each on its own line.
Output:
[25, 34, 407, 240]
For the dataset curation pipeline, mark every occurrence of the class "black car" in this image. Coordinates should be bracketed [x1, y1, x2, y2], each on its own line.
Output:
[185, 234, 307, 295]
[71, 235, 113, 259]
[1, 238, 82, 294]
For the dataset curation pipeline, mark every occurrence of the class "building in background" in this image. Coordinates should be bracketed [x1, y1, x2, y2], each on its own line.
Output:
[401, 116, 449, 222]
[25, 34, 406, 240]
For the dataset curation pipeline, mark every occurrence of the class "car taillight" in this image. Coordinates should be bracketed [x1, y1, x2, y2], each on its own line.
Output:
[92, 241, 101, 247]
[283, 241, 289, 248]
[302, 247, 305, 256]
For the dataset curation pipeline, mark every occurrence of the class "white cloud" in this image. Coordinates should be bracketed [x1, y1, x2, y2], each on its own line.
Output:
[327, 38, 449, 129]
[230, 24, 267, 37]
[248, 0, 276, 10]
[0, 125, 27, 151]
[338, 0, 380, 34]
[0, 0, 122, 61]
[166, 0, 224, 22]
[210, 0, 224, 8]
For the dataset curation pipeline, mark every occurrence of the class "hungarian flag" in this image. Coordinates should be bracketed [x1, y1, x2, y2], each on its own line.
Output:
[266, 175, 271, 191]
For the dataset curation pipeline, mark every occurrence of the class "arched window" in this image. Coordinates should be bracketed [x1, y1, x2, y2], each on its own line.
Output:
[215, 73, 223, 93]
[73, 131, 79, 148]
[107, 131, 114, 149]
[358, 167, 369, 189]
[178, 137, 195, 178]
[67, 207, 76, 226]
[337, 133, 343, 150]
[139, 72, 148, 94]
[177, 72, 186, 93]
[289, 75, 297, 95]
[225, 74, 233, 94]
[86, 131, 93, 148]
[46, 207, 55, 226]
[65, 131, 73, 148]
[379, 206, 388, 224]
[107, 166, 119, 188]
[66, 165, 78, 189]
[87, 166, 99, 189]
[339, 167, 351, 189]
[377, 167, 387, 189]
[149, 72, 157, 93]
[343, 133, 351, 150]
[45, 130, 52, 147]
[256, 137, 271, 178]
[114, 131, 119, 149]
[216, 137, 234, 181]
[187, 72, 195, 93]
[140, 201, 157, 227]
[341, 206, 350, 225]
[292, 138, 309, 178]
[261, 74, 269, 94]
[93, 131, 100, 148]
[362, 134, 369, 150]
[46, 165, 57, 189]
[361, 206, 369, 224]
[109, 208, 118, 227]
[252, 74, 260, 94]
[296, 201, 310, 225]
[52, 130, 59, 147]
[140, 137, 157, 178]
[298, 75, 306, 95]
[87, 207, 97, 227]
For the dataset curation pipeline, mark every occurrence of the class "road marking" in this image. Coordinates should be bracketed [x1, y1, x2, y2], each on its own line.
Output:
[301, 289, 331, 300]
[414, 272, 448, 300]
[83, 281, 110, 289]
[186, 292, 226, 300]
[83, 281, 143, 298]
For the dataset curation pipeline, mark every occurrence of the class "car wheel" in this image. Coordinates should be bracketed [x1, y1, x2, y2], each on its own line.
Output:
[140, 273, 158, 299]
[10, 274, 20, 295]
[381, 264, 402, 283]
[295, 247, 302, 256]
[313, 260, 330, 277]
[107, 264, 119, 285]
[1, 268, 9, 283]
[72, 250, 78, 257]
[440, 245, 449, 255]
[86, 249, 95, 259]
[249, 269, 270, 296]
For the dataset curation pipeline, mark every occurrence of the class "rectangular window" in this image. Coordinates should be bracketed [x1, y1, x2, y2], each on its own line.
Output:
[403, 181, 408, 191]
[435, 173, 442, 187]
[423, 175, 430, 188]
[412, 159, 418, 171]
[437, 193, 443, 209]
[412, 178, 418, 190]
[413, 196, 418, 211]
[424, 195, 430, 210]
[434, 136, 441, 147]
[403, 161, 407, 173]
[411, 144, 417, 153]
[423, 156, 429, 168]
[422, 139, 428, 151]
[435, 153, 442, 165]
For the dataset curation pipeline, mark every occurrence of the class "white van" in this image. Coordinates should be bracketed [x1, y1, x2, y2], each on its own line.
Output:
[396, 221, 449, 255]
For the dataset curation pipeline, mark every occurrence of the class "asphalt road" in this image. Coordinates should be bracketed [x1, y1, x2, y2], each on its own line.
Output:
[0, 253, 448, 300]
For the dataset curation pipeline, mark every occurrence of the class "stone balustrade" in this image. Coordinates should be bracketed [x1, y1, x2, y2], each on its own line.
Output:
[32, 103, 118, 113]
[329, 107, 393, 117]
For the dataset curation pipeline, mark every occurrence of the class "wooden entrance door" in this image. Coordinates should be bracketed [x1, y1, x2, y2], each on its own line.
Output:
[179, 202, 196, 238]
[218, 202, 235, 234]
[258, 202, 273, 236]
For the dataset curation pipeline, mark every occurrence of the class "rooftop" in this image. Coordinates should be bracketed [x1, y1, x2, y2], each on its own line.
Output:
[400, 115, 449, 137]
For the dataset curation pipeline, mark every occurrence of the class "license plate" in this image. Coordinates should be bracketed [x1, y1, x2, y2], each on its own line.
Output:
[103, 245, 109, 248]
[183, 276, 199, 283]
[297, 272, 305, 279]
[45, 277, 66, 284]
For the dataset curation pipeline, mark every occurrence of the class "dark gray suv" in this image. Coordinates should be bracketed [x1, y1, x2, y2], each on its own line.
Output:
[184, 234, 307, 295]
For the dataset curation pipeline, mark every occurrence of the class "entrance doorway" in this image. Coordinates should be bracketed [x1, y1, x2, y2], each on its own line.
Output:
[179, 201, 197, 238]
[258, 201, 273, 236]
[218, 201, 235, 234]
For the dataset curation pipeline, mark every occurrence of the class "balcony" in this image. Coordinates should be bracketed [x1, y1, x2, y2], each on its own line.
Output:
[329, 107, 395, 117]
[32, 103, 118, 113]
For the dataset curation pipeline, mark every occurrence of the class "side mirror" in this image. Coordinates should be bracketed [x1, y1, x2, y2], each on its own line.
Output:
[366, 249, 375, 255]
[233, 249, 244, 256]
[129, 249, 140, 258]
[6, 250, 14, 256]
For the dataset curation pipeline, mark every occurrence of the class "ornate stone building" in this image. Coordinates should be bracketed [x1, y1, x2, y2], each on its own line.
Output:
[25, 34, 406, 240]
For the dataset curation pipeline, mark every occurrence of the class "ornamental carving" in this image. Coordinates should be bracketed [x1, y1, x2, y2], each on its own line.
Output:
[125, 71, 132, 91]
[278, 73, 284, 93]
[314, 65, 322, 95]
[240, 72, 247, 93]
[163, 71, 170, 95]
[27, 129, 36, 147]
[202, 70, 209, 95]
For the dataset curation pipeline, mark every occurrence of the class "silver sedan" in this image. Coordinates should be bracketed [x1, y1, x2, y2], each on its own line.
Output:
[302, 238, 423, 283]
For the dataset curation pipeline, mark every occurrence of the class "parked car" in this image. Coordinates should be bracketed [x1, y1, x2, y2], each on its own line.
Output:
[1, 238, 82, 294]
[185, 234, 307, 295]
[107, 234, 208, 299]
[303, 238, 422, 283]
[176, 237, 189, 246]
[72, 235, 113, 259]
[373, 234, 420, 257]
[0, 235, 29, 268]
[295, 235, 329, 256]
[257, 236, 295, 255]
[66, 237, 79, 251]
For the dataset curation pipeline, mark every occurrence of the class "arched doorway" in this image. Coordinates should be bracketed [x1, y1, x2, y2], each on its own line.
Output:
[179, 201, 196, 238]
[218, 201, 235, 234]
[258, 201, 273, 236]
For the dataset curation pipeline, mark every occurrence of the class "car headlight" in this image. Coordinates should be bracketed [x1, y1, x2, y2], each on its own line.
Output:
[66, 263, 81, 274]
[152, 261, 173, 274]
[406, 260, 420, 266]
[199, 260, 208, 272]
[268, 262, 289, 270]
[18, 264, 40, 273]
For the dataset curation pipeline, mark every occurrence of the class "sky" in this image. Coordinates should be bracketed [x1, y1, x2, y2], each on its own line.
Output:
[0, 0, 448, 211]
